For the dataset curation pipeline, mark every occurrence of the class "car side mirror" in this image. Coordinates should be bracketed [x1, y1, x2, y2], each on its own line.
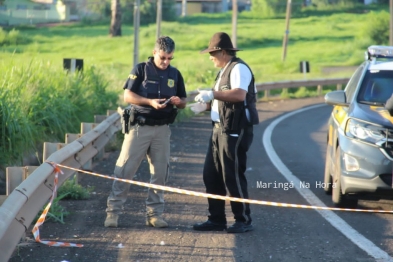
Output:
[324, 90, 348, 106]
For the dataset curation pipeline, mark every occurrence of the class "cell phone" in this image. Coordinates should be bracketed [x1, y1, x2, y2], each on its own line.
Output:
[162, 98, 171, 105]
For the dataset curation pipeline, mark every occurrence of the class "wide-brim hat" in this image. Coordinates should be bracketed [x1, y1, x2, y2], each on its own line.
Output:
[200, 32, 242, 54]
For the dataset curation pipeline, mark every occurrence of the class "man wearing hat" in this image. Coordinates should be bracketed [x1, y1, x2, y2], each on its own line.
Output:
[191, 32, 259, 233]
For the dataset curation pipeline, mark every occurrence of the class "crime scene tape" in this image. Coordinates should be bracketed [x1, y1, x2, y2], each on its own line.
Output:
[32, 163, 83, 248]
[53, 162, 393, 214]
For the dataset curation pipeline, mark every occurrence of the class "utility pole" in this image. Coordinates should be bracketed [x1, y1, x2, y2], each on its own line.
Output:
[281, 0, 292, 61]
[182, 0, 187, 16]
[232, 0, 238, 48]
[156, 0, 162, 40]
[133, 0, 140, 67]
[390, 0, 393, 46]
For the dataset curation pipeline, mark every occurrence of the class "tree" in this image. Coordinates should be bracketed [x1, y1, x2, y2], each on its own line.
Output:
[109, 0, 122, 37]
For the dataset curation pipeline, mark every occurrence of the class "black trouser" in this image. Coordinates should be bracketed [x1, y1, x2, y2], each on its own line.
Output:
[202, 125, 253, 224]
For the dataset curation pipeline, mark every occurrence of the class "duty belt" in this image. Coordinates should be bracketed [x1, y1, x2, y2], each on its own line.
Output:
[135, 115, 170, 126]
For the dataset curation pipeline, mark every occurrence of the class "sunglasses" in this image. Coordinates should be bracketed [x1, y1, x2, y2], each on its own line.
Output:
[209, 50, 222, 56]
[158, 55, 174, 61]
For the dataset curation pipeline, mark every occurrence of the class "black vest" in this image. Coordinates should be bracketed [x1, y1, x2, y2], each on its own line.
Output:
[215, 57, 259, 133]
[134, 57, 178, 118]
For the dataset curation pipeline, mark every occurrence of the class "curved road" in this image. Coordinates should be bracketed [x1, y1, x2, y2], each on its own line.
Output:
[263, 102, 393, 261]
[9, 97, 393, 262]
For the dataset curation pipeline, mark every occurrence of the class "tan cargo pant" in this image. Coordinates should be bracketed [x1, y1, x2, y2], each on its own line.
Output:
[106, 124, 170, 218]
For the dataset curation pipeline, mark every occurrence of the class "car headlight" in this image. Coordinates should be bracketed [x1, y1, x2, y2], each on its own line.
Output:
[345, 118, 386, 144]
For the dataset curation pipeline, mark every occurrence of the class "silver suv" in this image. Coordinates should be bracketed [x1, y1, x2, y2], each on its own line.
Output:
[324, 45, 393, 207]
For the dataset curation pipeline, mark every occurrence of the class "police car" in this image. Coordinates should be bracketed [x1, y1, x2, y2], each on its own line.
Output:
[324, 45, 393, 207]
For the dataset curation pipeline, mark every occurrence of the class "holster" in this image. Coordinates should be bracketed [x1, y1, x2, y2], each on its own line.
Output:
[121, 107, 135, 134]
[168, 108, 178, 124]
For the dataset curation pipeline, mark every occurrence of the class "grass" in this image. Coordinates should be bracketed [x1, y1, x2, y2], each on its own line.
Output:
[1, 5, 388, 93]
[33, 175, 94, 224]
[58, 175, 94, 200]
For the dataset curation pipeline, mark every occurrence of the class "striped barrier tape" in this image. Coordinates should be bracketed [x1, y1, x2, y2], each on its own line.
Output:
[32, 162, 83, 248]
[54, 163, 393, 214]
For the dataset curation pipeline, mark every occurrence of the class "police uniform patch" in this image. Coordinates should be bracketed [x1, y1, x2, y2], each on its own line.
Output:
[168, 79, 175, 88]
[128, 74, 137, 80]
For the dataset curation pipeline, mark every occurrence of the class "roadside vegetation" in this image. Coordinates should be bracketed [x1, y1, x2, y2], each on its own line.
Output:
[0, 61, 118, 168]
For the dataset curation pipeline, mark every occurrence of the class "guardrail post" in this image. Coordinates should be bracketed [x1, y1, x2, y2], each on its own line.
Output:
[106, 109, 121, 150]
[81, 123, 98, 171]
[264, 90, 270, 100]
[2, 166, 38, 208]
[66, 133, 82, 144]
[317, 85, 322, 96]
[94, 115, 107, 123]
[5, 167, 23, 197]
[65, 133, 82, 183]
[43, 142, 66, 162]
[94, 115, 107, 161]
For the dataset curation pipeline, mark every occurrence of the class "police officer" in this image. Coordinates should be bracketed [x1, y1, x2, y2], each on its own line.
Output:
[105, 36, 187, 228]
[191, 32, 259, 233]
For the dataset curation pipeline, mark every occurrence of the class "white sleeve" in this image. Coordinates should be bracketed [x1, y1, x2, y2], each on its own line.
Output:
[230, 63, 252, 92]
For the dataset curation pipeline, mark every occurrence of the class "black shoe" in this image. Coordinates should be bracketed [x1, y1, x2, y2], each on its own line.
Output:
[193, 220, 227, 231]
[227, 221, 253, 233]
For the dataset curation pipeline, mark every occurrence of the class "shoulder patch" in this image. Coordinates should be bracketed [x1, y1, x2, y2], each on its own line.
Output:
[128, 74, 137, 80]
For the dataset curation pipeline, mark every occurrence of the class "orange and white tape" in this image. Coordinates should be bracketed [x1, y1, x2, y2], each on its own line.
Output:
[32, 162, 83, 248]
[55, 163, 393, 214]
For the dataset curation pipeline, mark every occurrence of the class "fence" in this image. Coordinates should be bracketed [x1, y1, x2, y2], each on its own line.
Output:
[0, 5, 69, 26]
[0, 77, 350, 262]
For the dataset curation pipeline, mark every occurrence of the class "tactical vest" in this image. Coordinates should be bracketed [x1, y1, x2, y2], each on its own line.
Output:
[134, 57, 178, 118]
[215, 57, 259, 133]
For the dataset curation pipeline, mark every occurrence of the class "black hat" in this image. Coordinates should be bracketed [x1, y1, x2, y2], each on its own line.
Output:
[200, 32, 241, 54]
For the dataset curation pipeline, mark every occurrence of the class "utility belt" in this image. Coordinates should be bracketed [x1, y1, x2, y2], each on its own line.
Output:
[122, 107, 178, 134]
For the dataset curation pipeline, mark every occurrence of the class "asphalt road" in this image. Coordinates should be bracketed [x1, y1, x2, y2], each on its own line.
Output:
[8, 96, 393, 262]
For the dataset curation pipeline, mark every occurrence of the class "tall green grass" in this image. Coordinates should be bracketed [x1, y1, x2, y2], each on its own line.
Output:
[0, 60, 118, 167]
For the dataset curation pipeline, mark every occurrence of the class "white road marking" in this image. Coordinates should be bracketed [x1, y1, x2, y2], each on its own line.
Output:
[262, 104, 393, 262]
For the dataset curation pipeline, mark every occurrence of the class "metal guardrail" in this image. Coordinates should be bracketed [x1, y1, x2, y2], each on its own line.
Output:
[256, 77, 350, 99]
[187, 77, 350, 100]
[256, 77, 349, 90]
[0, 108, 122, 262]
[0, 77, 350, 261]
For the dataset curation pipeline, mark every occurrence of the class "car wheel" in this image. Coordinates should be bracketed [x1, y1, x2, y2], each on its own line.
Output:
[332, 147, 343, 205]
[332, 147, 358, 208]
[323, 142, 333, 195]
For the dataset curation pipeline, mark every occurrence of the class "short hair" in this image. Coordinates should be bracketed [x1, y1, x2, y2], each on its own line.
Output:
[226, 50, 237, 56]
[155, 36, 175, 53]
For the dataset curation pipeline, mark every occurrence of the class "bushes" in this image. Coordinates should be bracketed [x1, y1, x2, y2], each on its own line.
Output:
[0, 60, 119, 168]
[0, 28, 30, 46]
[356, 11, 389, 46]
[84, 0, 177, 25]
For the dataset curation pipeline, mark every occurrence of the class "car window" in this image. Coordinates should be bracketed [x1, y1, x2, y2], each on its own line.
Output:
[345, 65, 364, 102]
[357, 70, 393, 105]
